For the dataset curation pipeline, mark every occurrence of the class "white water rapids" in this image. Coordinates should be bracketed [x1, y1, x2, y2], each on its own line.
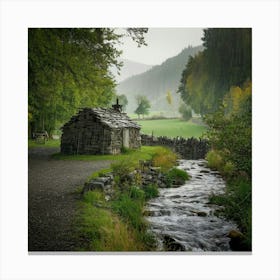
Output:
[145, 159, 238, 251]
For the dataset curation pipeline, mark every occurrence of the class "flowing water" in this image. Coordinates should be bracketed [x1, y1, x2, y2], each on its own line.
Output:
[145, 159, 238, 252]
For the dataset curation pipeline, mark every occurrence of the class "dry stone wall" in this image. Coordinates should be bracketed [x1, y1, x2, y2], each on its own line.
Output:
[141, 134, 209, 159]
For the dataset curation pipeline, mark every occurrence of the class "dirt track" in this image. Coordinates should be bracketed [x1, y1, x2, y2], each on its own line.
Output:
[28, 147, 111, 251]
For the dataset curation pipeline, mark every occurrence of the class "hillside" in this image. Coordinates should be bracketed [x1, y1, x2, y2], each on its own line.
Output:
[117, 45, 203, 114]
[111, 59, 153, 82]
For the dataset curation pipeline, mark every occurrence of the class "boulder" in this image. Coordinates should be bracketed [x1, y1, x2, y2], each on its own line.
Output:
[197, 211, 207, 217]
[227, 230, 249, 251]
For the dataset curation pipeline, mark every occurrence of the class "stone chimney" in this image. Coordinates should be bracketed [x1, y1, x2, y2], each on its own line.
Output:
[112, 98, 123, 113]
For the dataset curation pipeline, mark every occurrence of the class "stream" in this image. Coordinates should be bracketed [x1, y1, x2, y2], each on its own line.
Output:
[145, 159, 238, 251]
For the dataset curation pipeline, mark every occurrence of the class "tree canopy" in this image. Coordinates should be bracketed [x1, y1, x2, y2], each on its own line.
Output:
[28, 28, 147, 135]
[177, 28, 251, 116]
[134, 95, 151, 119]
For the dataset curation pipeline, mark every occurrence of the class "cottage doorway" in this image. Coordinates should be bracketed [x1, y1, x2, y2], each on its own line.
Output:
[122, 129, 129, 148]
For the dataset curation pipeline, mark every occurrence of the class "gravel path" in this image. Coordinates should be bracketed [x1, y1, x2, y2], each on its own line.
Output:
[28, 147, 112, 251]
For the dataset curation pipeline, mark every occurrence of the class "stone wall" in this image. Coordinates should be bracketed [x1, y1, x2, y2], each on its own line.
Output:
[141, 134, 210, 159]
[129, 128, 142, 149]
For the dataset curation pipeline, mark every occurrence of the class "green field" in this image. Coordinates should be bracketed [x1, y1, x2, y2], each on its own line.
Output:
[136, 118, 207, 138]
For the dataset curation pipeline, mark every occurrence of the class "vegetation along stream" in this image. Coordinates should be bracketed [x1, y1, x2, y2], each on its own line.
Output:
[145, 159, 238, 252]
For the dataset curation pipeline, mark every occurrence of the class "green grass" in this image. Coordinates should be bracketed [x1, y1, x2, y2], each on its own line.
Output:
[209, 178, 251, 250]
[75, 190, 151, 251]
[52, 145, 170, 163]
[136, 118, 206, 138]
[28, 139, 60, 148]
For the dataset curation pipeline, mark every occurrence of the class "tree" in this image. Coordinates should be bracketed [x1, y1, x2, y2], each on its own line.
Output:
[166, 90, 173, 106]
[134, 95, 151, 119]
[116, 94, 128, 111]
[28, 28, 148, 136]
[177, 28, 251, 116]
[178, 103, 192, 121]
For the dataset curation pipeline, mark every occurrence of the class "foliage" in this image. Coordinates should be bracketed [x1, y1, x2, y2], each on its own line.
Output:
[111, 186, 156, 248]
[205, 81, 251, 249]
[111, 159, 136, 188]
[177, 28, 251, 116]
[136, 118, 206, 138]
[134, 95, 151, 119]
[205, 85, 252, 177]
[206, 150, 235, 178]
[28, 139, 60, 148]
[178, 103, 192, 121]
[75, 190, 149, 251]
[118, 45, 203, 113]
[166, 90, 173, 105]
[143, 184, 159, 200]
[73, 145, 180, 251]
[151, 147, 178, 171]
[209, 178, 252, 250]
[52, 145, 162, 162]
[28, 28, 147, 136]
[165, 168, 189, 182]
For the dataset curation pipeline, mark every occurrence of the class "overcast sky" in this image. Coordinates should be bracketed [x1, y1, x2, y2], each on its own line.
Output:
[117, 28, 204, 65]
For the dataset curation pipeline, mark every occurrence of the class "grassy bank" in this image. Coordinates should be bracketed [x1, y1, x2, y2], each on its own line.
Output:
[74, 146, 185, 251]
[52, 146, 169, 163]
[136, 118, 206, 138]
[75, 189, 156, 251]
[206, 150, 252, 250]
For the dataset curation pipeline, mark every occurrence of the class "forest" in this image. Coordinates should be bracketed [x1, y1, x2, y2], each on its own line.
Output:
[178, 28, 252, 249]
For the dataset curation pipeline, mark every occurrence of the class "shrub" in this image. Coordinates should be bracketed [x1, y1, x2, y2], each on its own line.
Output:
[143, 184, 159, 199]
[165, 168, 189, 187]
[206, 150, 224, 170]
[111, 159, 135, 188]
[223, 161, 235, 177]
[152, 147, 177, 171]
[206, 149, 236, 178]
[209, 178, 251, 250]
[128, 186, 145, 201]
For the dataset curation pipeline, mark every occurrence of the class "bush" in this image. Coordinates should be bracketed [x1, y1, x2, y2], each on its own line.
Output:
[165, 168, 189, 187]
[209, 178, 251, 250]
[111, 159, 136, 188]
[128, 186, 145, 201]
[179, 103, 192, 121]
[143, 184, 159, 199]
[206, 150, 224, 170]
[152, 147, 178, 171]
[206, 149, 235, 178]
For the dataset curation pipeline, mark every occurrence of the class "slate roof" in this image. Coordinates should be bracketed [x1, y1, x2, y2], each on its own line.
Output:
[63, 107, 141, 130]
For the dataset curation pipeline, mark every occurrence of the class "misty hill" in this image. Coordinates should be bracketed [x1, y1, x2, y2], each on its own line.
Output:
[111, 59, 153, 82]
[117, 45, 203, 114]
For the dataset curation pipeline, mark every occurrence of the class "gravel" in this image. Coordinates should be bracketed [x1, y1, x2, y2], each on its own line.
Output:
[28, 147, 112, 251]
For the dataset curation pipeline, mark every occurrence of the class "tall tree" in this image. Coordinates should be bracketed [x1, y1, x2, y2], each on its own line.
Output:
[178, 28, 251, 116]
[28, 28, 148, 136]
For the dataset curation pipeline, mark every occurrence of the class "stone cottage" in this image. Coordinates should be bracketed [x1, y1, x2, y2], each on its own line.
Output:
[60, 105, 141, 155]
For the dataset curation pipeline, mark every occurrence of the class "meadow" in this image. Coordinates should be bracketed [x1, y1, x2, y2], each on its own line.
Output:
[135, 118, 206, 138]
